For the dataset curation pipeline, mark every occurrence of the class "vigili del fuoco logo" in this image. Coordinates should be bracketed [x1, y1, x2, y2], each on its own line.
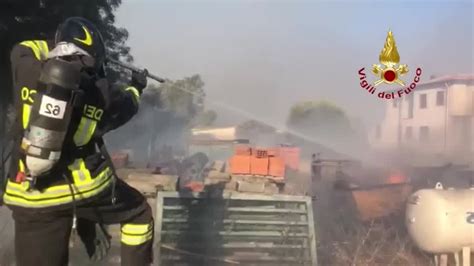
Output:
[358, 30, 422, 100]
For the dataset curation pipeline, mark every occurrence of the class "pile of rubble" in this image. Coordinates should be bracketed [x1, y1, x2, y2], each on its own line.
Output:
[204, 160, 282, 194]
[118, 160, 284, 198]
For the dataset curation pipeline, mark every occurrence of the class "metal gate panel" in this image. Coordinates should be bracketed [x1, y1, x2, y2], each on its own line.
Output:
[154, 191, 317, 266]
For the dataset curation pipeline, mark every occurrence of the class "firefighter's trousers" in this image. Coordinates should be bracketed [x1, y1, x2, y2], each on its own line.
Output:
[11, 178, 154, 266]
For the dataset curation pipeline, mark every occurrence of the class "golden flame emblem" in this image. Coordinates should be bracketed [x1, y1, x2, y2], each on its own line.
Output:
[379, 30, 400, 66]
[372, 30, 408, 86]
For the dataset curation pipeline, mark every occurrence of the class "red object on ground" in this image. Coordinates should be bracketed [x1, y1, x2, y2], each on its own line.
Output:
[269, 157, 285, 177]
[387, 173, 408, 184]
[230, 155, 251, 174]
[184, 181, 205, 192]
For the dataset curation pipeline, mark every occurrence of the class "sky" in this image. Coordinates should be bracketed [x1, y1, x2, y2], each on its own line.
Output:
[116, 0, 473, 129]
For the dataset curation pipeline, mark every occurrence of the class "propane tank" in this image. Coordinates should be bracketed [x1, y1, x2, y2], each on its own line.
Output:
[405, 183, 474, 253]
[23, 58, 82, 177]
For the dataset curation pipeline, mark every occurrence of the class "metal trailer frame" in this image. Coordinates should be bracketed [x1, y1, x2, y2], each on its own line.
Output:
[154, 191, 317, 266]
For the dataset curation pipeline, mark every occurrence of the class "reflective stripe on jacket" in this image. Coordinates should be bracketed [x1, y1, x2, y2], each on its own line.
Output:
[18, 41, 48, 130]
[3, 160, 112, 208]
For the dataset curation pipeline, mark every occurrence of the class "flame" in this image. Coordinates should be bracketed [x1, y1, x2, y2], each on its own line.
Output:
[387, 169, 408, 184]
[379, 30, 400, 66]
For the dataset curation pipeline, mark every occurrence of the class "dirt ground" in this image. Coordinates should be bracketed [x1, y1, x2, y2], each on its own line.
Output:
[0, 207, 15, 266]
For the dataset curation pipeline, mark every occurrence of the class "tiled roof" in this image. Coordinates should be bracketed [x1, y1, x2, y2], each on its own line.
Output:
[416, 74, 474, 88]
[385, 74, 473, 93]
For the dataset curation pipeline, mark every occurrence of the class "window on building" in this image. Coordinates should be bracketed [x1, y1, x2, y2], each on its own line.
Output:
[419, 126, 429, 141]
[419, 94, 427, 109]
[405, 126, 412, 140]
[436, 91, 445, 106]
[407, 94, 414, 119]
[375, 125, 381, 139]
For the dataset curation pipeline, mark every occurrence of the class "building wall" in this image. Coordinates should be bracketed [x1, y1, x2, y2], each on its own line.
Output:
[369, 87, 447, 152]
[445, 84, 474, 162]
[370, 82, 474, 164]
[402, 87, 447, 154]
[369, 99, 399, 151]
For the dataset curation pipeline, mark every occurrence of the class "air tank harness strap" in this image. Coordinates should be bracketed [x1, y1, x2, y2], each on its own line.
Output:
[96, 137, 117, 205]
[64, 173, 78, 241]
[37, 81, 85, 108]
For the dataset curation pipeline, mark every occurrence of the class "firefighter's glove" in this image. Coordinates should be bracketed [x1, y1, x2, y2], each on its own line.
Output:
[79, 71, 112, 110]
[131, 69, 148, 92]
[77, 219, 111, 261]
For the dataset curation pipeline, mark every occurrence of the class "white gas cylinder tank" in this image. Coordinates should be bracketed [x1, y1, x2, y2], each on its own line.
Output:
[405, 183, 474, 253]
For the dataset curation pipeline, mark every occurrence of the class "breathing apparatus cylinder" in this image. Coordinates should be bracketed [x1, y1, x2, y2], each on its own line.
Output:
[23, 58, 82, 177]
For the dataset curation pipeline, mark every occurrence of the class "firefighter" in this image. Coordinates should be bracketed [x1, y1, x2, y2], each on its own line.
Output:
[3, 17, 153, 266]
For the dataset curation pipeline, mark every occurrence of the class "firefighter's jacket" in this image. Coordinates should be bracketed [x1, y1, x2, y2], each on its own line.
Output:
[3, 40, 141, 210]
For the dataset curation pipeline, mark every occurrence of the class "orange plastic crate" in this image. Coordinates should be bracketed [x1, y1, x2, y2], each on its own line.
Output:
[254, 149, 268, 158]
[267, 148, 279, 157]
[269, 157, 285, 177]
[250, 156, 269, 175]
[230, 155, 251, 174]
[234, 145, 252, 156]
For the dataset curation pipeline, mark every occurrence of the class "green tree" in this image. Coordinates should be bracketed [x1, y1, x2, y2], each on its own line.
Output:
[0, 0, 131, 138]
[160, 75, 205, 121]
[285, 101, 370, 159]
[287, 100, 353, 140]
[193, 110, 218, 128]
[236, 119, 275, 140]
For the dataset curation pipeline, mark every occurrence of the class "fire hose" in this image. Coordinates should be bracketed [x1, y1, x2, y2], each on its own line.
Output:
[107, 58, 166, 83]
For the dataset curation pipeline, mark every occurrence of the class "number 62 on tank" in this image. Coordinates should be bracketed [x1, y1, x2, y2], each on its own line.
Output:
[39, 95, 67, 119]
